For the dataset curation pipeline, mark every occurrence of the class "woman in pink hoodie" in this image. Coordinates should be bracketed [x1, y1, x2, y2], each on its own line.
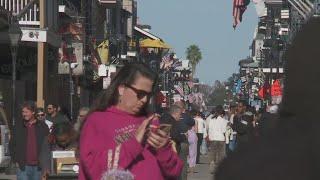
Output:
[79, 63, 183, 180]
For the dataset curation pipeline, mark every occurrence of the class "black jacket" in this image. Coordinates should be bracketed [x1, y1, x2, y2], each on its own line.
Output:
[10, 120, 49, 170]
[160, 113, 188, 148]
[39, 137, 78, 174]
[233, 112, 254, 146]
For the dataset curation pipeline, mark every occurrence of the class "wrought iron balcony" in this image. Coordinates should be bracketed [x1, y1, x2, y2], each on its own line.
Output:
[0, 0, 40, 25]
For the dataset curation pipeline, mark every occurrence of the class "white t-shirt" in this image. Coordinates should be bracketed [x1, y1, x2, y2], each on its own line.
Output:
[45, 120, 53, 132]
[194, 116, 206, 134]
[207, 116, 228, 141]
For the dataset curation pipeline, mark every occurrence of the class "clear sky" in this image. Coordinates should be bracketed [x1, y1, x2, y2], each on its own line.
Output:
[137, 0, 258, 85]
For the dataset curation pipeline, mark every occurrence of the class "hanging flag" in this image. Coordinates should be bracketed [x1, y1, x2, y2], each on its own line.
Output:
[258, 87, 265, 99]
[188, 93, 195, 103]
[271, 79, 282, 97]
[160, 54, 173, 70]
[187, 81, 194, 89]
[253, 0, 267, 17]
[172, 60, 183, 69]
[174, 84, 184, 96]
[97, 40, 110, 65]
[233, 0, 250, 29]
[235, 79, 242, 94]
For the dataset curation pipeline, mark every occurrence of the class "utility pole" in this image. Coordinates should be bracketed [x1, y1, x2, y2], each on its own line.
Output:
[37, 0, 46, 108]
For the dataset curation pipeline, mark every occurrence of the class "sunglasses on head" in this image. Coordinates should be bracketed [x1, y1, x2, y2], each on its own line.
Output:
[124, 84, 152, 99]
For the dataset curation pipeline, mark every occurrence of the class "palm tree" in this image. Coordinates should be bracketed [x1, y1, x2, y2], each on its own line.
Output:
[186, 44, 202, 76]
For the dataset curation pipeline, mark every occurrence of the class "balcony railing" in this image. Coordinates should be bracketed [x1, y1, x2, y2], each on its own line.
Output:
[0, 0, 39, 25]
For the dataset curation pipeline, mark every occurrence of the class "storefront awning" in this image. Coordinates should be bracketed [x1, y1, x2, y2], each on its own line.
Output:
[134, 26, 160, 40]
[139, 38, 170, 49]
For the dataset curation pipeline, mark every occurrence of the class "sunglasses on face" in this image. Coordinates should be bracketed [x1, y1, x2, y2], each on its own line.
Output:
[125, 84, 152, 100]
[37, 113, 45, 117]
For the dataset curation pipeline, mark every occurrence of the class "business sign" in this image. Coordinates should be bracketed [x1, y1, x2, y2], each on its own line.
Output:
[52, 151, 75, 158]
[21, 29, 47, 43]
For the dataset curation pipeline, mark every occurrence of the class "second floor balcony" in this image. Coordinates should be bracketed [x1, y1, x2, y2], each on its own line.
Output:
[0, 0, 40, 26]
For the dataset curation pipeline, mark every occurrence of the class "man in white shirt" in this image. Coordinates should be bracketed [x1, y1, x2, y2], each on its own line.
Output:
[206, 105, 228, 174]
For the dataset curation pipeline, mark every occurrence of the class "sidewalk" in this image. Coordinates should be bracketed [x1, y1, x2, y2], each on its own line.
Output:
[188, 154, 214, 180]
[0, 173, 16, 180]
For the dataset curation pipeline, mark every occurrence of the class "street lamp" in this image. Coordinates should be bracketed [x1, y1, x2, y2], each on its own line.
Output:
[8, 17, 22, 128]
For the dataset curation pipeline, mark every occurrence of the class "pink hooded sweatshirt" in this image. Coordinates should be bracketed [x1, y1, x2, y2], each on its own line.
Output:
[79, 106, 183, 180]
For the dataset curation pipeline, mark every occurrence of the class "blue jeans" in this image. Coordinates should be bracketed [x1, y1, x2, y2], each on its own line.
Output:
[17, 165, 41, 180]
[229, 139, 237, 152]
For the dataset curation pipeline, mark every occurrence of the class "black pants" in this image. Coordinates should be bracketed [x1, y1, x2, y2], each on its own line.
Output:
[178, 143, 189, 180]
[196, 133, 203, 163]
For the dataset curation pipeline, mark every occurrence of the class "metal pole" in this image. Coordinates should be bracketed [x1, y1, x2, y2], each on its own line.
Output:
[69, 64, 74, 121]
[11, 47, 17, 127]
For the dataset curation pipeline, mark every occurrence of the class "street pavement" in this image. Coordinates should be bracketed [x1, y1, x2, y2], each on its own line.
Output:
[0, 173, 16, 180]
[189, 154, 214, 180]
[0, 155, 214, 180]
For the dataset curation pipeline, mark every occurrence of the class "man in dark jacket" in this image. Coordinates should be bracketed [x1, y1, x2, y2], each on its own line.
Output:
[46, 103, 69, 124]
[233, 100, 254, 150]
[174, 101, 195, 180]
[11, 101, 49, 180]
[160, 105, 186, 152]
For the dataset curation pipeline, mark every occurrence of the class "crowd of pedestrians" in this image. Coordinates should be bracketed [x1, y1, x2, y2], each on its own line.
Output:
[7, 62, 282, 180]
[9, 100, 90, 180]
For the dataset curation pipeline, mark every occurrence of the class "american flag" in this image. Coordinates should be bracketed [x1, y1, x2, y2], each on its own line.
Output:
[233, 0, 250, 29]
[187, 81, 194, 89]
[160, 54, 173, 70]
[171, 60, 183, 69]
[174, 85, 184, 96]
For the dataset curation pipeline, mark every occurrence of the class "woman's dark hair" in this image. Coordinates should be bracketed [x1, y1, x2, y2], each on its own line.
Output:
[238, 100, 248, 108]
[190, 109, 199, 117]
[52, 121, 73, 137]
[48, 121, 74, 145]
[214, 105, 225, 118]
[90, 62, 158, 115]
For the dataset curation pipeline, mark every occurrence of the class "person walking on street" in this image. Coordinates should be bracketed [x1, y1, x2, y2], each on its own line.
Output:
[187, 123, 198, 174]
[159, 105, 184, 153]
[193, 110, 206, 164]
[79, 63, 183, 180]
[11, 101, 49, 180]
[40, 121, 78, 179]
[36, 108, 53, 131]
[206, 105, 228, 174]
[174, 101, 194, 180]
[233, 100, 254, 150]
[227, 105, 237, 152]
[46, 103, 69, 124]
[73, 107, 90, 133]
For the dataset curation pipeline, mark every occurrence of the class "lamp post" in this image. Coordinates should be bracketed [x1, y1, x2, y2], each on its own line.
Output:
[66, 46, 76, 122]
[8, 17, 22, 128]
